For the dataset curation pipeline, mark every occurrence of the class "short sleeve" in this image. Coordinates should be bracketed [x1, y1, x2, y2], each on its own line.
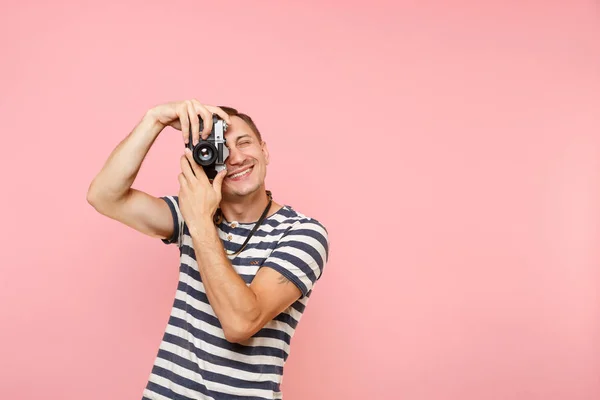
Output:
[160, 195, 184, 248]
[261, 219, 329, 298]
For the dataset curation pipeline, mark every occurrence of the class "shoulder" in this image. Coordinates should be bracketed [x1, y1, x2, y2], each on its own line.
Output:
[269, 205, 329, 247]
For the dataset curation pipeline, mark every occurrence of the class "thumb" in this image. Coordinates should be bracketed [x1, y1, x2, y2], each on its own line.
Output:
[212, 168, 228, 193]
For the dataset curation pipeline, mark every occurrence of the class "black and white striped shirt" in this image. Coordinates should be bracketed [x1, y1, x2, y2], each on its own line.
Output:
[141, 195, 329, 400]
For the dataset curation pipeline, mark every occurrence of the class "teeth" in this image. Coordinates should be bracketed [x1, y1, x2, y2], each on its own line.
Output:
[230, 168, 252, 179]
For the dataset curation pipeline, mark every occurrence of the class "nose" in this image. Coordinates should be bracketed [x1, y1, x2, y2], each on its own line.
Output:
[226, 145, 244, 166]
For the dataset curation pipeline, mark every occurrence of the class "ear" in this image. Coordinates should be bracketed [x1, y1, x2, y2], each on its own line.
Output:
[261, 141, 270, 166]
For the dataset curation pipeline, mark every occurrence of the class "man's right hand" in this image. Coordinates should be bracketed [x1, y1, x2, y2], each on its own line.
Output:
[147, 99, 232, 146]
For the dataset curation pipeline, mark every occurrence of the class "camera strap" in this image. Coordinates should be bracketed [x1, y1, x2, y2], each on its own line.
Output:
[221, 190, 273, 257]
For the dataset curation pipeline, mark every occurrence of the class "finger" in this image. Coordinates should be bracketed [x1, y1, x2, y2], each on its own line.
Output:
[186, 100, 200, 147]
[212, 168, 228, 195]
[180, 153, 197, 182]
[191, 99, 213, 140]
[205, 105, 232, 125]
[185, 150, 210, 185]
[178, 172, 188, 188]
[184, 147, 200, 177]
[178, 103, 190, 145]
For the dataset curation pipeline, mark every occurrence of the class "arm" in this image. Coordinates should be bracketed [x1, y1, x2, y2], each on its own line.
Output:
[86, 99, 232, 240]
[177, 138, 328, 343]
[86, 111, 174, 239]
[190, 217, 304, 343]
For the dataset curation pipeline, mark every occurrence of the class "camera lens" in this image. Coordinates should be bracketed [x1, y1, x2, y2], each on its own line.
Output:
[194, 142, 218, 166]
[199, 147, 213, 160]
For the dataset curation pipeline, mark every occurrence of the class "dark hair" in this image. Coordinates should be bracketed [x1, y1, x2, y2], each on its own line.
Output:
[218, 106, 263, 142]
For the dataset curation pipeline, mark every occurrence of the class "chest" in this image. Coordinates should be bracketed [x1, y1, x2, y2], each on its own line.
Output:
[179, 223, 287, 285]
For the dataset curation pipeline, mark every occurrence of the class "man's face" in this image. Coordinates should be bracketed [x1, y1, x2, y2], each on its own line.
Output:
[220, 116, 269, 199]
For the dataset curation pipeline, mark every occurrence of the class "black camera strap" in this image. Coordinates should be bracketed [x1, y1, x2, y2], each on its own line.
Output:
[220, 190, 273, 257]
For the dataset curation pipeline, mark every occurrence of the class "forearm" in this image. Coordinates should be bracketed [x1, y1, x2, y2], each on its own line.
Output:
[190, 218, 260, 341]
[87, 110, 165, 204]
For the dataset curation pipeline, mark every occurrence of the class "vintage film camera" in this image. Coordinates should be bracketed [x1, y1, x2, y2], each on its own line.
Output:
[186, 115, 229, 180]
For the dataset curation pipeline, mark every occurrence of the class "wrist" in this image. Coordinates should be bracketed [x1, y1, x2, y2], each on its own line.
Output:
[188, 216, 216, 240]
[142, 108, 166, 135]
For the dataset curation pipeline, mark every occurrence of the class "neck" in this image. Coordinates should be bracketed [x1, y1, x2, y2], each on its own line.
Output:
[219, 188, 271, 223]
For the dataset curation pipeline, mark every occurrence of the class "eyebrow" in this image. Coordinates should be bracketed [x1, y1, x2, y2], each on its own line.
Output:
[234, 135, 252, 143]
[225, 134, 252, 148]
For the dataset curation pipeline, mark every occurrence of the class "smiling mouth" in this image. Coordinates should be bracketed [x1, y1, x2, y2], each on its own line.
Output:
[227, 166, 253, 180]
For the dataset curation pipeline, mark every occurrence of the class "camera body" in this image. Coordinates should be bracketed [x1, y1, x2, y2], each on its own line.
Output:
[186, 115, 229, 180]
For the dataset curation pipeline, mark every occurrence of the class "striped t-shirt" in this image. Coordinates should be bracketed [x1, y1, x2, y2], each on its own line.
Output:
[142, 195, 329, 400]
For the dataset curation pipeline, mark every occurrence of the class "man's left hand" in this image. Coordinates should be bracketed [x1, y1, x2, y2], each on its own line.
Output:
[178, 148, 227, 233]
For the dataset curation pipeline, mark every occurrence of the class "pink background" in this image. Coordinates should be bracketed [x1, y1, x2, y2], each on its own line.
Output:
[1, 1, 599, 399]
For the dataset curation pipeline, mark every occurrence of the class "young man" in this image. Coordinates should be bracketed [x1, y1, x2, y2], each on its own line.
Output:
[86, 99, 329, 400]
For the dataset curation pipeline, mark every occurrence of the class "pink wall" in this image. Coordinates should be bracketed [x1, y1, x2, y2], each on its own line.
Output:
[1, 1, 598, 399]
